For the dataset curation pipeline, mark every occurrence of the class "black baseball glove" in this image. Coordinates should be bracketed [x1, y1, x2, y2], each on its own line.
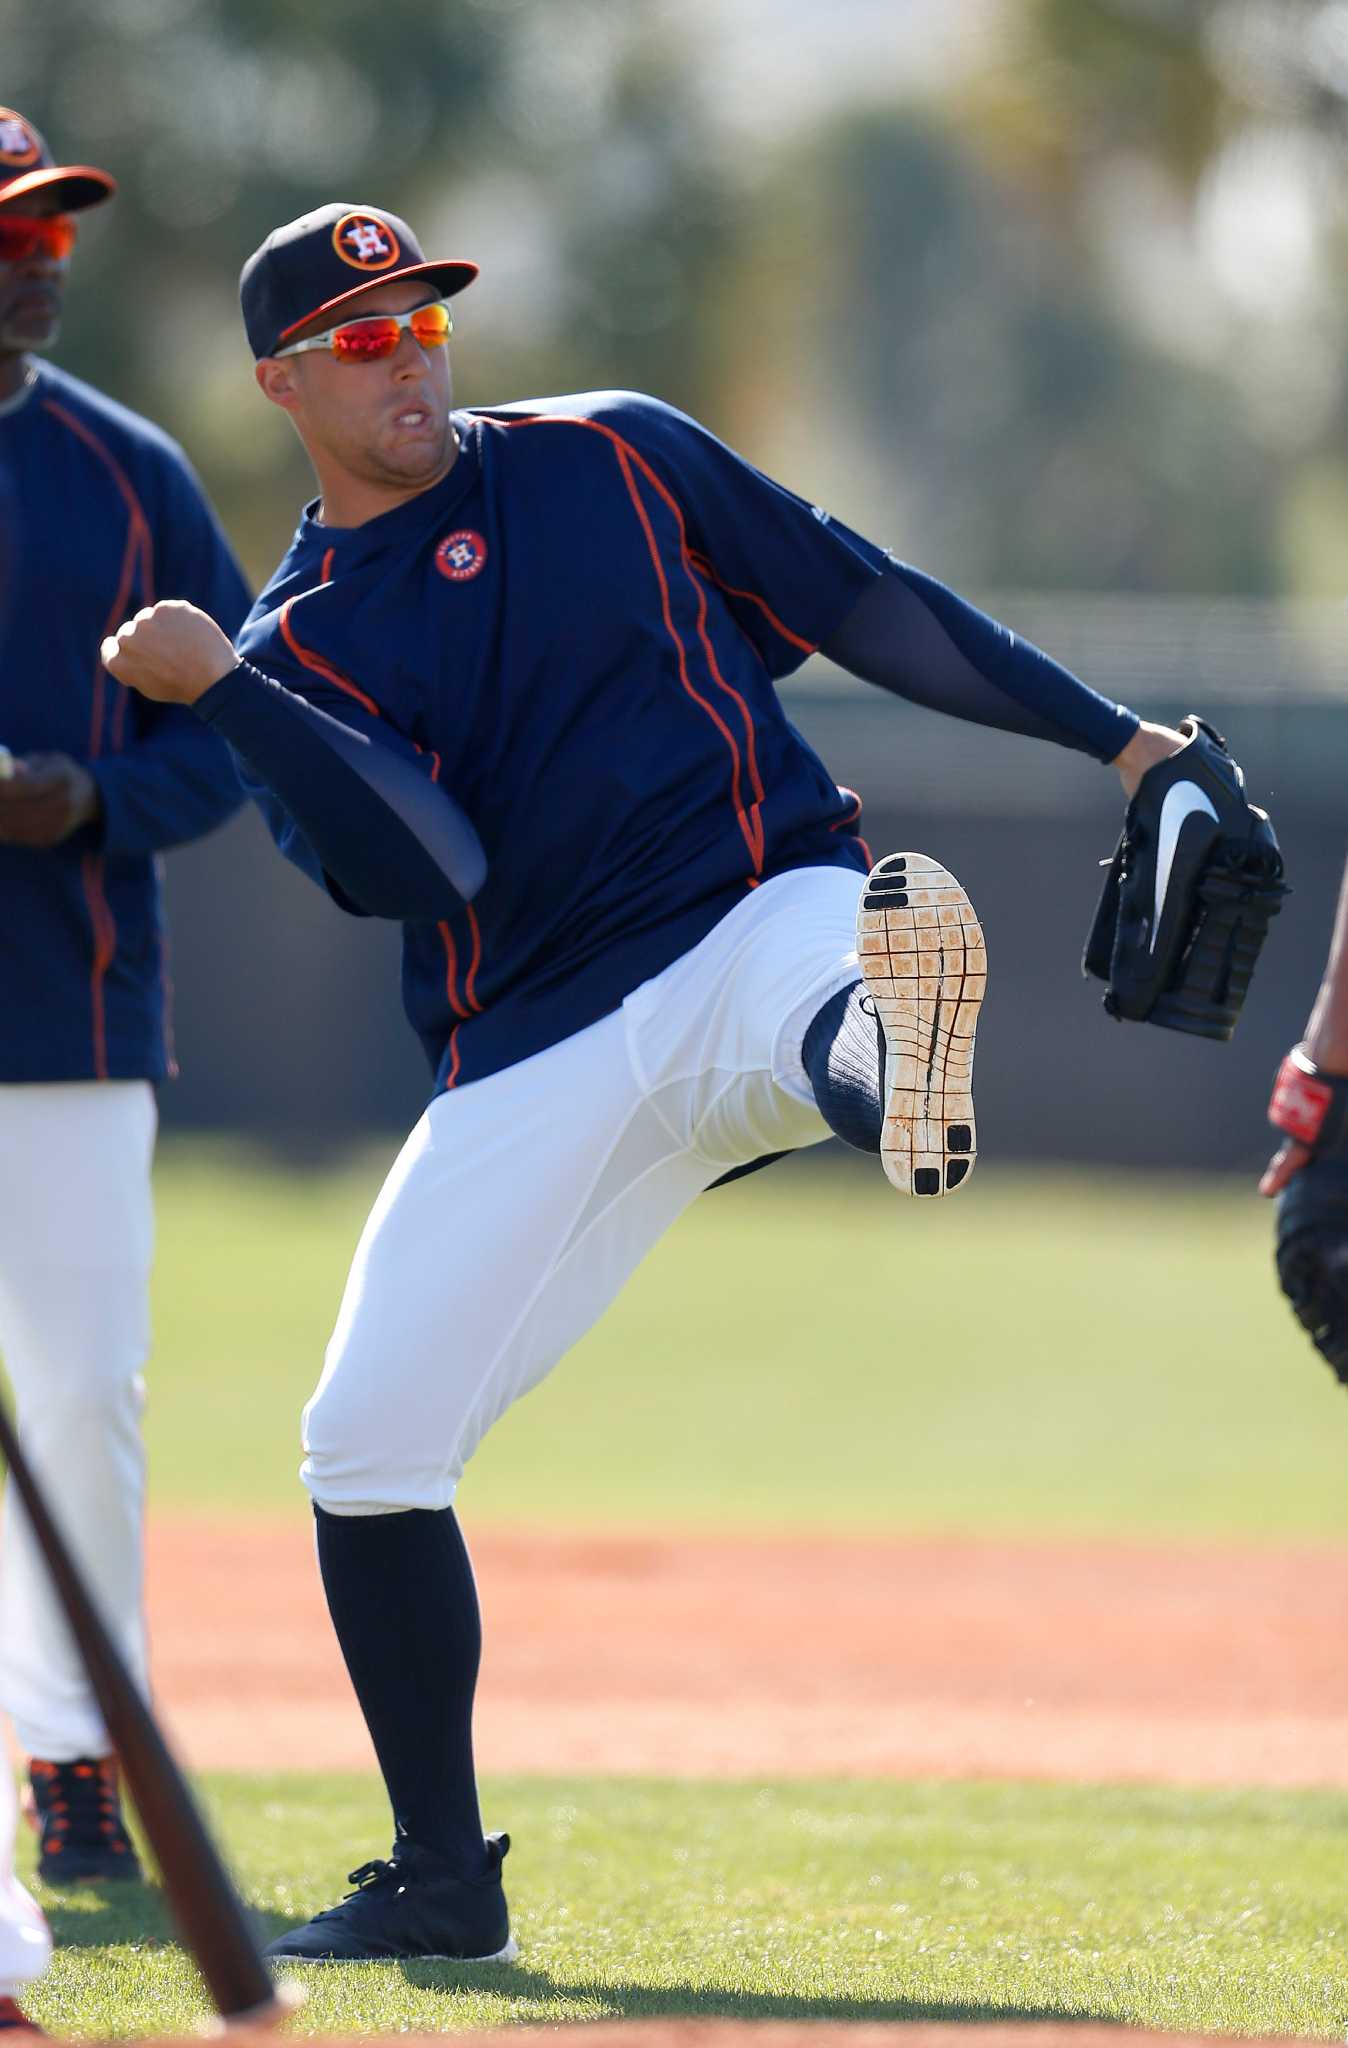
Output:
[1269, 1050, 1348, 1383]
[1083, 716, 1287, 1040]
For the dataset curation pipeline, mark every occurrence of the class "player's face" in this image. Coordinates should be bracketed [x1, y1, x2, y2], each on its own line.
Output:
[0, 189, 70, 355]
[263, 279, 456, 495]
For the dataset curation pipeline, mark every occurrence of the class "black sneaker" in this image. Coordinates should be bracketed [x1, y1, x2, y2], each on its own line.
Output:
[27, 1757, 142, 1884]
[264, 1832, 517, 1964]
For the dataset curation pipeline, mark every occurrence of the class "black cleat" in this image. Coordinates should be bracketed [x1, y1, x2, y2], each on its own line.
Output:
[27, 1757, 142, 1885]
[856, 851, 986, 1197]
[264, 1832, 518, 1965]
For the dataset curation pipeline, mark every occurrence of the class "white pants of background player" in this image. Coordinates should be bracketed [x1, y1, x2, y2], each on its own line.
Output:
[0, 1767, 49, 1998]
[0, 1083, 154, 1758]
[304, 866, 864, 1515]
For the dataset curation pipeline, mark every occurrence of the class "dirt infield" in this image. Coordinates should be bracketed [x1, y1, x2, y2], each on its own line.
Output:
[146, 1515, 1348, 1784]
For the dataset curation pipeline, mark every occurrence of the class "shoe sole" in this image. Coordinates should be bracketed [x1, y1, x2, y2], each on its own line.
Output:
[856, 851, 985, 1197]
[270, 1935, 520, 1967]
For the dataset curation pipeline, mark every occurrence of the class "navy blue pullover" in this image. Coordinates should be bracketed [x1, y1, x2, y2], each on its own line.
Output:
[215, 392, 1137, 1094]
[0, 361, 249, 1082]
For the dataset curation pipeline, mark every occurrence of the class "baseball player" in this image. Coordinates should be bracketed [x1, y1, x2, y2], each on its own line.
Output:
[104, 201, 1186, 1963]
[0, 108, 249, 1883]
[1263, 853, 1348, 1374]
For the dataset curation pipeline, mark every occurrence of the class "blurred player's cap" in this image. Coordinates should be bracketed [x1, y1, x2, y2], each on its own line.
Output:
[0, 107, 115, 213]
[240, 203, 478, 359]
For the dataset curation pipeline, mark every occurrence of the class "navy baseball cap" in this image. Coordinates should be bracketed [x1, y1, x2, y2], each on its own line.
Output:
[240, 203, 478, 359]
[0, 107, 115, 213]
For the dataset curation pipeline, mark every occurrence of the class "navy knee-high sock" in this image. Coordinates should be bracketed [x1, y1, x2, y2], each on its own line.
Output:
[801, 979, 885, 1154]
[314, 1503, 488, 1874]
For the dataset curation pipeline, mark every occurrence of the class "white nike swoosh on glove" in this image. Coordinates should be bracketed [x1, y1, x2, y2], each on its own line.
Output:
[1151, 779, 1219, 951]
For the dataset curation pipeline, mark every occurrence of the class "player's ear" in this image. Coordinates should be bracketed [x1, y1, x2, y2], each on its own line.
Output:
[255, 357, 301, 412]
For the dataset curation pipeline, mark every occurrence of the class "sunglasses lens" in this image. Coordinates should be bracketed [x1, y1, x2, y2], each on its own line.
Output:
[408, 303, 452, 349]
[0, 219, 38, 261]
[330, 317, 401, 363]
[0, 216, 77, 262]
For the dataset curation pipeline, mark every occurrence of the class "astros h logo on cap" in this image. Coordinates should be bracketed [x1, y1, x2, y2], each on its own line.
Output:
[332, 212, 401, 273]
[0, 112, 40, 168]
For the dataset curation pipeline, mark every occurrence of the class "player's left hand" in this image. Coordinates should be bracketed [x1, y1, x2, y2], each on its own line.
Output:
[101, 600, 239, 706]
[1111, 719, 1188, 798]
[0, 752, 100, 846]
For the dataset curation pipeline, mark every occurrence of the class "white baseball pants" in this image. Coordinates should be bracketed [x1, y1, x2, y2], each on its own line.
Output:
[0, 1768, 48, 1997]
[0, 1082, 155, 1759]
[304, 866, 866, 1516]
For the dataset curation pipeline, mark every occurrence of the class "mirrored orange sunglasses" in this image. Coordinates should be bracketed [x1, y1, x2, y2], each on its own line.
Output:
[0, 215, 77, 264]
[276, 299, 453, 364]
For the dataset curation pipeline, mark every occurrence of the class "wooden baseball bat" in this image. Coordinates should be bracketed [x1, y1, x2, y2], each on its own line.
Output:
[0, 1400, 287, 2028]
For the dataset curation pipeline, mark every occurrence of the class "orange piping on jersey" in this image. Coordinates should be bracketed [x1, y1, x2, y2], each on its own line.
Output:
[443, 1021, 463, 1089]
[829, 786, 871, 869]
[610, 434, 762, 872]
[686, 548, 816, 655]
[463, 903, 484, 1012]
[496, 413, 768, 875]
[320, 546, 336, 584]
[80, 854, 117, 1082]
[158, 893, 179, 1081]
[109, 516, 154, 757]
[278, 597, 382, 717]
[437, 921, 471, 1021]
[42, 399, 155, 758]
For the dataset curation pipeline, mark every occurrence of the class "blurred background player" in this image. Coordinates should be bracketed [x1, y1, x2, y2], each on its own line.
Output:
[0, 107, 248, 1881]
[1262, 853, 1348, 1378]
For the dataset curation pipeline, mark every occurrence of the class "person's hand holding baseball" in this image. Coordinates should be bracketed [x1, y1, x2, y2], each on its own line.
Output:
[101, 600, 239, 706]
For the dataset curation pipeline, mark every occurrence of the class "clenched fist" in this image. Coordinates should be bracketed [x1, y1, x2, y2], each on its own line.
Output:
[101, 600, 239, 706]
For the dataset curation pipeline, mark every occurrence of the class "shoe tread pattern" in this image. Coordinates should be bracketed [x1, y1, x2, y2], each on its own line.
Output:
[857, 851, 985, 1197]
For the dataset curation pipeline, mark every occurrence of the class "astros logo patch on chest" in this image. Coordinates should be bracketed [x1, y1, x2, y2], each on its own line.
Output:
[332, 212, 400, 271]
[435, 531, 488, 582]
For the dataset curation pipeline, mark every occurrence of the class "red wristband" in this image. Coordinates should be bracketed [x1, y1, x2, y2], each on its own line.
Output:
[1268, 1046, 1348, 1151]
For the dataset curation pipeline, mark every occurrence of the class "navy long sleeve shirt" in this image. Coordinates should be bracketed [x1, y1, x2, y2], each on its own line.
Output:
[223, 391, 1136, 1094]
[0, 360, 250, 1082]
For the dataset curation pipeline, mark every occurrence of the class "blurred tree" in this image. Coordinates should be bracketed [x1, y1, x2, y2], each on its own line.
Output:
[726, 109, 1279, 593]
[0, 0, 748, 584]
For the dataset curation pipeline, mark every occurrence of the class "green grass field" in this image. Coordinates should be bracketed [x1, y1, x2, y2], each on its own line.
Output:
[147, 1141, 1345, 1539]
[13, 1146, 1348, 2038]
[22, 1776, 1348, 2040]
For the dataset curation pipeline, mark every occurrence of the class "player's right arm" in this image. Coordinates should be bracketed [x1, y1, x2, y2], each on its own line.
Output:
[100, 600, 486, 916]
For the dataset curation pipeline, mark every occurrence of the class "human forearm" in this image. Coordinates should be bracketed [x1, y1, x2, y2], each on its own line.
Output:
[1302, 857, 1348, 1070]
[196, 663, 486, 916]
[822, 562, 1142, 762]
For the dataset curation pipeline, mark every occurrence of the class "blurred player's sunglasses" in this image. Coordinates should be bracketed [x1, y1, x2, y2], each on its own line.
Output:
[0, 215, 77, 264]
[275, 299, 453, 364]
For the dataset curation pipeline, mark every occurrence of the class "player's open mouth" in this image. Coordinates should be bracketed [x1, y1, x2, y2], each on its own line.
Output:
[394, 409, 430, 429]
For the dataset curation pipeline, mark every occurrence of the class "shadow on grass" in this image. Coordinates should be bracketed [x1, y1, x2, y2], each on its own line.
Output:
[391, 1962, 1133, 2029]
[39, 1894, 1132, 2029]
[39, 1883, 287, 1959]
